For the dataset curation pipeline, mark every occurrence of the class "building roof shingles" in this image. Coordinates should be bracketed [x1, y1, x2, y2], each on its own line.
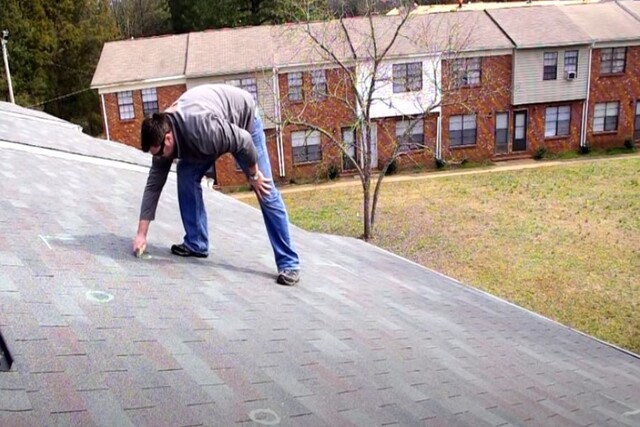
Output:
[1, 103, 640, 426]
[487, 5, 592, 48]
[91, 34, 188, 88]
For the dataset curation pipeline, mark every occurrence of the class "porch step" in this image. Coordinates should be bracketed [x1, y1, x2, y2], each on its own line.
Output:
[491, 153, 532, 162]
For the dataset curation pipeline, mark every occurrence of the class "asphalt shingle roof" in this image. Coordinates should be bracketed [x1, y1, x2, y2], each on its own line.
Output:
[1, 104, 639, 426]
[560, 2, 640, 43]
[91, 34, 188, 89]
[487, 6, 593, 48]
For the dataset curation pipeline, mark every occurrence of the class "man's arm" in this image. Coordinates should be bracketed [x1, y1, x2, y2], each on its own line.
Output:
[133, 156, 172, 253]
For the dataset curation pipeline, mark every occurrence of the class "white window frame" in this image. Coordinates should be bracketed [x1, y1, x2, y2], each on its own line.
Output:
[396, 119, 424, 152]
[311, 69, 327, 100]
[452, 57, 481, 87]
[543, 52, 558, 80]
[564, 50, 578, 76]
[226, 78, 258, 101]
[287, 72, 303, 102]
[141, 88, 159, 117]
[392, 62, 422, 93]
[449, 114, 477, 146]
[600, 47, 626, 75]
[593, 102, 619, 132]
[545, 106, 571, 137]
[117, 90, 135, 120]
[291, 130, 322, 164]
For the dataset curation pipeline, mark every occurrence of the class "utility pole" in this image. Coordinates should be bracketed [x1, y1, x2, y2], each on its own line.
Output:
[1, 30, 15, 104]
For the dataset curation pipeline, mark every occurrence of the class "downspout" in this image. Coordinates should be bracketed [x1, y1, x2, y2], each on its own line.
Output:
[272, 67, 285, 177]
[436, 113, 442, 159]
[581, 42, 595, 148]
[100, 93, 110, 141]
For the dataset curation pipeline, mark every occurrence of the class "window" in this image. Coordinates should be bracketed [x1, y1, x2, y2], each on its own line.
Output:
[396, 119, 424, 152]
[292, 130, 322, 164]
[593, 102, 619, 132]
[452, 57, 481, 87]
[287, 72, 303, 102]
[392, 62, 422, 93]
[495, 112, 509, 152]
[141, 88, 158, 117]
[600, 47, 626, 74]
[564, 50, 578, 77]
[449, 114, 476, 146]
[226, 78, 258, 101]
[635, 101, 640, 141]
[311, 69, 327, 100]
[543, 52, 558, 80]
[117, 91, 134, 120]
[545, 106, 571, 137]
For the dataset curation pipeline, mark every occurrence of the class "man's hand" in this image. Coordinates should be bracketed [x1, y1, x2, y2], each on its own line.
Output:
[249, 170, 272, 201]
[133, 234, 147, 257]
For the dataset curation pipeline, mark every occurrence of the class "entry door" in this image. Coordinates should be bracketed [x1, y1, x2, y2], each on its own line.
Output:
[635, 101, 640, 142]
[369, 124, 378, 169]
[342, 128, 356, 170]
[513, 111, 528, 152]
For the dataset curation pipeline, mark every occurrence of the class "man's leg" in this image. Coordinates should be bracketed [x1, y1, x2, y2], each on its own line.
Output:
[176, 159, 214, 255]
[238, 115, 300, 278]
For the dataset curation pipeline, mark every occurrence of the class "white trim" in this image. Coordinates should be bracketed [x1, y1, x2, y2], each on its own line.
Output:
[95, 76, 186, 94]
[592, 40, 640, 49]
[272, 67, 285, 177]
[581, 42, 594, 147]
[100, 93, 110, 141]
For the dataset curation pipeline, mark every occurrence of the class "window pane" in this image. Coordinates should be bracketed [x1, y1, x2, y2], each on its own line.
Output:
[496, 113, 508, 129]
[450, 116, 462, 131]
[450, 130, 462, 146]
[593, 117, 605, 132]
[463, 114, 476, 129]
[291, 131, 306, 147]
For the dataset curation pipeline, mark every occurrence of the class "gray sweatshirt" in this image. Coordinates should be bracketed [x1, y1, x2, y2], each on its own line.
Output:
[139, 84, 259, 221]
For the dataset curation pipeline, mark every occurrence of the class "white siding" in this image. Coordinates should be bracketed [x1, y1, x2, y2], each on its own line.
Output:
[187, 71, 277, 129]
[512, 47, 589, 105]
[356, 57, 441, 119]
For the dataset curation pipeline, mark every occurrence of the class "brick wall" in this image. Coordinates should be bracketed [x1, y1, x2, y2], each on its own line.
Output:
[441, 55, 513, 162]
[103, 84, 186, 149]
[376, 114, 439, 170]
[587, 46, 640, 149]
[279, 67, 357, 182]
[526, 101, 583, 153]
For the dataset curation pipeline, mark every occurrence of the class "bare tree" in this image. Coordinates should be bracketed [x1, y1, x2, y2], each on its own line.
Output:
[110, 0, 171, 38]
[271, 0, 486, 240]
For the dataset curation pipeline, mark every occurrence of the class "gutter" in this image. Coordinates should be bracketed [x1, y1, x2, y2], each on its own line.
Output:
[272, 67, 285, 177]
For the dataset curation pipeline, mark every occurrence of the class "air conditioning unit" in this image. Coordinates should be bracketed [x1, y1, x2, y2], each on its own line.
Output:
[564, 71, 577, 80]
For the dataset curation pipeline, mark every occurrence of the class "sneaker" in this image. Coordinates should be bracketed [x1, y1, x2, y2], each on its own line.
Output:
[277, 269, 300, 286]
[170, 243, 208, 258]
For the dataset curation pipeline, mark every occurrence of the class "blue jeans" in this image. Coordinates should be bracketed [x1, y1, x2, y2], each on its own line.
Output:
[176, 114, 300, 272]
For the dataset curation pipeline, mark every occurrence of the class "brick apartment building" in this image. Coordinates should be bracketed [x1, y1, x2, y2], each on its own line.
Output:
[91, 0, 640, 188]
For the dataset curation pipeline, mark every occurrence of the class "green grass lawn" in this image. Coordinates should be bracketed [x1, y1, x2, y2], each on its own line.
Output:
[247, 157, 640, 353]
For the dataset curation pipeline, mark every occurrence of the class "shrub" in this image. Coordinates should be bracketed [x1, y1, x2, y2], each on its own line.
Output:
[385, 159, 398, 175]
[327, 163, 340, 181]
[534, 147, 547, 160]
[624, 137, 634, 150]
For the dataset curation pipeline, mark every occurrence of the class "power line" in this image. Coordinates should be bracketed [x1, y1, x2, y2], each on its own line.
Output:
[26, 87, 92, 108]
